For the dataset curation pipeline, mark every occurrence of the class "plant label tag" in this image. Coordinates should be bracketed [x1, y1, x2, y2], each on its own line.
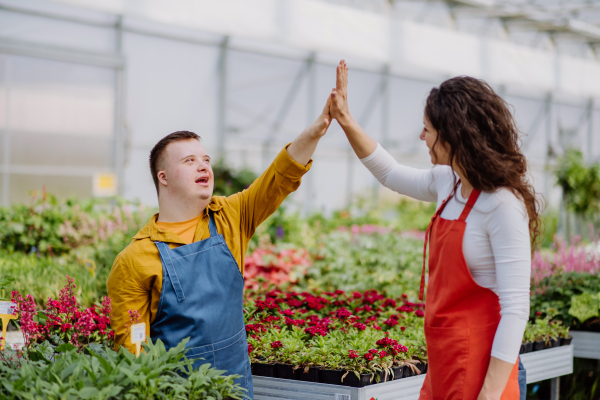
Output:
[0, 302, 16, 315]
[131, 323, 146, 343]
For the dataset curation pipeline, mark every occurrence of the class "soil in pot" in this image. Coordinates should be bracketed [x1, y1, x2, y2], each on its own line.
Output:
[533, 340, 545, 351]
[321, 369, 346, 385]
[543, 338, 560, 349]
[298, 366, 321, 383]
[344, 371, 373, 387]
[252, 362, 275, 377]
[560, 336, 573, 346]
[392, 366, 403, 380]
[275, 363, 299, 380]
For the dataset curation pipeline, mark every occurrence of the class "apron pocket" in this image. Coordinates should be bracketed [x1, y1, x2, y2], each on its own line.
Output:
[424, 325, 470, 400]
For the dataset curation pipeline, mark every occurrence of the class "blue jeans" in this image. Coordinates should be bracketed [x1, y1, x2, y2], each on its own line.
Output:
[518, 357, 526, 400]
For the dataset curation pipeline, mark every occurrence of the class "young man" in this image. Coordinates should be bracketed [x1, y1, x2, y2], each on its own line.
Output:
[107, 97, 332, 399]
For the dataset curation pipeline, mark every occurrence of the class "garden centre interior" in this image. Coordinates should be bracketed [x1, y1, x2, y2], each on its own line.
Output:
[1, 0, 600, 399]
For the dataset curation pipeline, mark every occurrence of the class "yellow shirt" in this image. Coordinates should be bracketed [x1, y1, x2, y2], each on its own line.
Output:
[107, 145, 311, 352]
[155, 214, 201, 245]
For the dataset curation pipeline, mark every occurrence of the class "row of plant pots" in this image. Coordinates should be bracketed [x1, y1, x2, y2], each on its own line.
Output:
[519, 335, 573, 354]
[251, 360, 427, 387]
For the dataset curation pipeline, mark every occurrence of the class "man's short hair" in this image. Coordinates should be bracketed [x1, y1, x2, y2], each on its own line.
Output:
[149, 131, 201, 194]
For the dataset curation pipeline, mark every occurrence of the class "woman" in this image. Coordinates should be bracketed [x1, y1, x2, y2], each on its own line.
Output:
[329, 60, 539, 400]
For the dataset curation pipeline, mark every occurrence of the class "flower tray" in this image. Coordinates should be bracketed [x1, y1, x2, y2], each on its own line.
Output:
[570, 330, 600, 360]
[252, 347, 572, 399]
[252, 362, 426, 387]
[518, 336, 571, 354]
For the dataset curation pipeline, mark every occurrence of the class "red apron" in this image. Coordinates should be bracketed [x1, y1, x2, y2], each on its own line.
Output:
[418, 184, 519, 400]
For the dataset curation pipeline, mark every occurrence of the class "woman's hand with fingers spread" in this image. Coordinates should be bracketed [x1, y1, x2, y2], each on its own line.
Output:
[330, 60, 352, 124]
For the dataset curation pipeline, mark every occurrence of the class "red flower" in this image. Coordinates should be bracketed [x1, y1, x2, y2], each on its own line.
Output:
[378, 350, 387, 358]
[415, 310, 424, 317]
[248, 343, 254, 354]
[336, 308, 352, 320]
[271, 341, 283, 349]
[353, 322, 366, 331]
[348, 350, 359, 359]
[363, 353, 374, 361]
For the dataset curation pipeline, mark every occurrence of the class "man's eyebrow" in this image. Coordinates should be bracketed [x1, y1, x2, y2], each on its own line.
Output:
[179, 154, 210, 161]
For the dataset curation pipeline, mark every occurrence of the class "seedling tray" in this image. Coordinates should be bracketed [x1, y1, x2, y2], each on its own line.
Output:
[569, 330, 600, 360]
[253, 346, 573, 399]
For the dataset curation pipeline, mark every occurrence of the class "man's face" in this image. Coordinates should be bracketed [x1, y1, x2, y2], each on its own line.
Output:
[159, 139, 214, 202]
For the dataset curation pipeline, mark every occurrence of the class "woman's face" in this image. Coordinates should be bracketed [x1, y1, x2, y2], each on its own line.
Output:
[420, 113, 450, 165]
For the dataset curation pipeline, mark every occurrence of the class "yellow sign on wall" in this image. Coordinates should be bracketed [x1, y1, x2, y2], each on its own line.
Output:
[93, 173, 117, 197]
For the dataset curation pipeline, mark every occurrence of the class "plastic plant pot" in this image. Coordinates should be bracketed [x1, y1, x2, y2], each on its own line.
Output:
[344, 371, 373, 387]
[299, 366, 321, 383]
[417, 362, 427, 375]
[544, 338, 560, 349]
[320, 369, 346, 385]
[275, 363, 298, 380]
[524, 342, 533, 353]
[533, 340, 545, 351]
[519, 344, 525, 354]
[403, 364, 416, 378]
[252, 362, 275, 377]
[379, 370, 392, 383]
[392, 366, 403, 380]
[560, 336, 573, 346]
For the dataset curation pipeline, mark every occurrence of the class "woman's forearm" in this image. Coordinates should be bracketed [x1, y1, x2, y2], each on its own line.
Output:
[478, 356, 515, 400]
[337, 113, 377, 159]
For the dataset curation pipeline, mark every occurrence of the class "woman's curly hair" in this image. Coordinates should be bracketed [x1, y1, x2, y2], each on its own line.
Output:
[425, 76, 543, 247]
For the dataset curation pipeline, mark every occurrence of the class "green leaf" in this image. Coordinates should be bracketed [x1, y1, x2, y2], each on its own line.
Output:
[77, 387, 100, 399]
[568, 292, 600, 323]
[55, 342, 77, 353]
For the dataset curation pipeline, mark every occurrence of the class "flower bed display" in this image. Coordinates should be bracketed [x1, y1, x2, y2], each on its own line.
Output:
[245, 288, 427, 388]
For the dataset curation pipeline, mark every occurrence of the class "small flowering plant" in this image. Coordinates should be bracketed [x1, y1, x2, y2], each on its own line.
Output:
[10, 275, 114, 348]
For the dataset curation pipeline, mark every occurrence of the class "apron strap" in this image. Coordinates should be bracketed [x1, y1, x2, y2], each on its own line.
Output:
[418, 180, 460, 301]
[208, 210, 218, 237]
[154, 241, 186, 302]
[458, 188, 481, 221]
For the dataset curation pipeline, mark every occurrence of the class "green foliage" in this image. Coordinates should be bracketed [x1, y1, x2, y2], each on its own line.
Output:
[300, 231, 423, 299]
[540, 209, 559, 249]
[569, 292, 600, 324]
[0, 276, 14, 301]
[0, 192, 150, 256]
[0, 338, 246, 400]
[212, 161, 257, 197]
[555, 149, 600, 215]
[0, 252, 109, 308]
[530, 271, 600, 330]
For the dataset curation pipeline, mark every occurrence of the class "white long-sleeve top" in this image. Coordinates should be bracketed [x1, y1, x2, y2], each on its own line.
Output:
[361, 144, 530, 364]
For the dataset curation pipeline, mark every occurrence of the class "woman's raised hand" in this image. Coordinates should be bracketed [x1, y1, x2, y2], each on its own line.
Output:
[328, 59, 377, 158]
[330, 60, 351, 124]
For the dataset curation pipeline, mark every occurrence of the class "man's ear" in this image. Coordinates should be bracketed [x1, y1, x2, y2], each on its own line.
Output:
[157, 171, 168, 187]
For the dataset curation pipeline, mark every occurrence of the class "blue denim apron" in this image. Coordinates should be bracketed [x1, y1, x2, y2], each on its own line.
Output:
[150, 211, 253, 399]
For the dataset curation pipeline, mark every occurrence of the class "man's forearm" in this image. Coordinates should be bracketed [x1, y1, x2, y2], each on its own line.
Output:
[287, 124, 324, 166]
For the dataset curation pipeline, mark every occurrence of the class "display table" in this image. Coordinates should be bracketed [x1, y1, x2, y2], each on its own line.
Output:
[570, 330, 600, 360]
[253, 346, 574, 400]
